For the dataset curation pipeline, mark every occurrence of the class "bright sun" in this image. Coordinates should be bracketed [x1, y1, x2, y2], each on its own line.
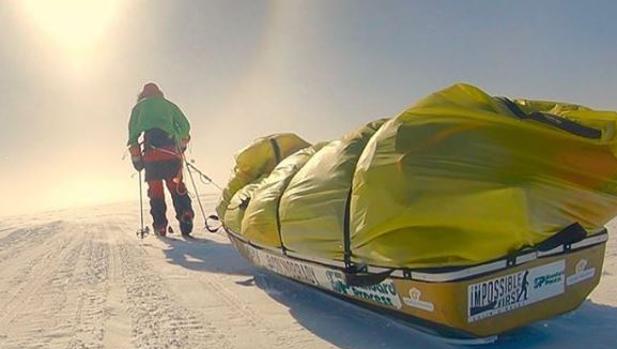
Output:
[22, 0, 122, 54]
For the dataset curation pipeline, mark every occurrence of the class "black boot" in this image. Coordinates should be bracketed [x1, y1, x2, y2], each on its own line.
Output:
[150, 198, 168, 236]
[170, 190, 194, 236]
[179, 212, 194, 236]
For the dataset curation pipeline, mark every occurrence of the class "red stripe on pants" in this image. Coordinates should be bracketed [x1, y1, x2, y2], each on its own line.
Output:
[147, 180, 165, 199]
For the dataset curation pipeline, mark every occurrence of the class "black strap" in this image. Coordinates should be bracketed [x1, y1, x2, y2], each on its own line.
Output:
[342, 189, 353, 269]
[536, 222, 587, 252]
[345, 269, 393, 287]
[340, 189, 394, 286]
[527, 111, 601, 139]
[269, 138, 282, 163]
[345, 222, 587, 285]
[497, 97, 527, 118]
[205, 214, 221, 233]
[498, 97, 601, 140]
[274, 180, 287, 254]
[238, 197, 251, 210]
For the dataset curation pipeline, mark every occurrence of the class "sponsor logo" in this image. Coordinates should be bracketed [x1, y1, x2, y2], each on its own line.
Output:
[468, 260, 565, 322]
[402, 288, 434, 312]
[262, 254, 319, 286]
[566, 259, 596, 286]
[323, 271, 402, 309]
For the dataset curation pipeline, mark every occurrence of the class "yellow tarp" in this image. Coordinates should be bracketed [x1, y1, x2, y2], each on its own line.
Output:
[350, 83, 617, 268]
[216, 133, 310, 218]
[220, 83, 617, 269]
[223, 180, 264, 234]
[242, 144, 325, 247]
[279, 120, 387, 261]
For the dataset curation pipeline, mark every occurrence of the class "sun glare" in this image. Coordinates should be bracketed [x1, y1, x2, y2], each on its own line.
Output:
[22, 0, 122, 55]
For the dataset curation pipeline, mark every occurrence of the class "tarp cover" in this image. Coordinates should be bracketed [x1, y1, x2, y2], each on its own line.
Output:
[242, 144, 325, 247]
[219, 83, 617, 269]
[223, 181, 263, 234]
[279, 120, 387, 261]
[351, 84, 617, 268]
[216, 133, 310, 218]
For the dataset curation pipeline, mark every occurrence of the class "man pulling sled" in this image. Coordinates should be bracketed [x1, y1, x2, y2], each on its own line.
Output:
[127, 82, 194, 237]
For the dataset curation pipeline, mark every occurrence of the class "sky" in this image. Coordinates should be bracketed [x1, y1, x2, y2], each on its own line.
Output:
[0, 0, 616, 217]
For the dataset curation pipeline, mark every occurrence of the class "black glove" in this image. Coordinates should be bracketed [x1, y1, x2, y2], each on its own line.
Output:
[132, 157, 144, 171]
[129, 144, 144, 171]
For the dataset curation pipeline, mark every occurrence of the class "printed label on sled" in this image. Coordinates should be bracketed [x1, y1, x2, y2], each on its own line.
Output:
[402, 288, 434, 312]
[261, 253, 320, 286]
[566, 259, 595, 286]
[467, 260, 565, 322]
[317, 270, 403, 310]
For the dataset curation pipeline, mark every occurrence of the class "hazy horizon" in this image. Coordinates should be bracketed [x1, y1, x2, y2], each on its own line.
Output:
[1, 0, 616, 217]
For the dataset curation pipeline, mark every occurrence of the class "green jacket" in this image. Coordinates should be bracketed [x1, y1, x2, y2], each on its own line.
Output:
[127, 97, 191, 146]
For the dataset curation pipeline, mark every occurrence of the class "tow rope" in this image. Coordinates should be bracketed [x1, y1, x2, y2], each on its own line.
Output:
[137, 145, 223, 234]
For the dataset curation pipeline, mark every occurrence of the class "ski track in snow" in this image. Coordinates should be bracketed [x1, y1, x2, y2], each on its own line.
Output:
[0, 200, 615, 349]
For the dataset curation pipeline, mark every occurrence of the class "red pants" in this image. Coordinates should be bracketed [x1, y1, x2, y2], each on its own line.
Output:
[147, 177, 193, 229]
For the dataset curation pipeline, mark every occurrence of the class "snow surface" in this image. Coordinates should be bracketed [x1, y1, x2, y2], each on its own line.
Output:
[0, 196, 616, 349]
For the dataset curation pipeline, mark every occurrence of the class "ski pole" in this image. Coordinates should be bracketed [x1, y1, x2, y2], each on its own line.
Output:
[137, 170, 149, 238]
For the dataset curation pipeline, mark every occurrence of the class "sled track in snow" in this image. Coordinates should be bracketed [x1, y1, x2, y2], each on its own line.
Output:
[0, 234, 73, 326]
[0, 224, 118, 349]
[115, 240, 232, 349]
[0, 224, 101, 348]
[0, 215, 329, 349]
[64, 233, 111, 349]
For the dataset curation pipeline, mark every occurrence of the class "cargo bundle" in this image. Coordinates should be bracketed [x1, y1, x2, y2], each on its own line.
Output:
[217, 84, 617, 340]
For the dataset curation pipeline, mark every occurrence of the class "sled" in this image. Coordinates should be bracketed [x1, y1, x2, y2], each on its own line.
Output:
[225, 226, 607, 339]
[217, 83, 617, 340]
